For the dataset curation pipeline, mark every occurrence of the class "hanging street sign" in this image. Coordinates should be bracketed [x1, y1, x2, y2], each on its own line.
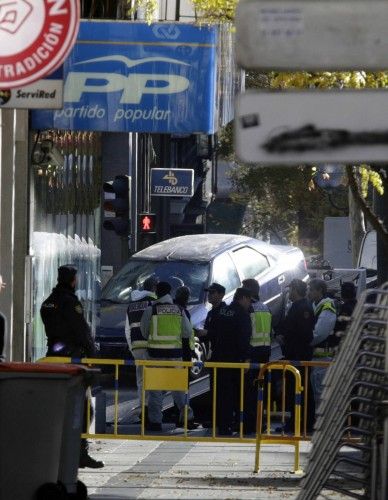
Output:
[235, 90, 388, 165]
[151, 168, 194, 197]
[236, 0, 388, 70]
[0, 66, 63, 108]
[0, 0, 80, 89]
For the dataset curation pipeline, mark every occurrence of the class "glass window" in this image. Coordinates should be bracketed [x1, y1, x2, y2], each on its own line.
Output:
[211, 253, 240, 294]
[102, 260, 210, 305]
[232, 246, 269, 279]
[359, 231, 377, 270]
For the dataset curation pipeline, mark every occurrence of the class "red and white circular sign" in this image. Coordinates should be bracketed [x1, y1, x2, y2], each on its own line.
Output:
[0, 0, 80, 89]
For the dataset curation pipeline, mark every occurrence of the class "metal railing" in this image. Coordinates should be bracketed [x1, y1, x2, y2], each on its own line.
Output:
[36, 356, 341, 473]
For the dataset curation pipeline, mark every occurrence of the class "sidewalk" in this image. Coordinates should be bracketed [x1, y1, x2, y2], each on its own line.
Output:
[79, 439, 362, 499]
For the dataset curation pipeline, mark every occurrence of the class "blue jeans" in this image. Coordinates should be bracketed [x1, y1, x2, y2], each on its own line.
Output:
[311, 358, 331, 411]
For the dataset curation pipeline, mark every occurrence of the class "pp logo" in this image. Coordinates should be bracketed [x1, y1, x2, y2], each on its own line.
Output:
[0, 0, 33, 35]
[152, 24, 180, 40]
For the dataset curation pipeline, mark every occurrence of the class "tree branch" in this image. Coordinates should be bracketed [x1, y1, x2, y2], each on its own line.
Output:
[346, 165, 388, 249]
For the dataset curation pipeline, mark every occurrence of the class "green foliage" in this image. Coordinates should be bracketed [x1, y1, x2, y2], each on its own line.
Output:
[124, 0, 158, 23]
[229, 164, 346, 247]
[191, 0, 237, 22]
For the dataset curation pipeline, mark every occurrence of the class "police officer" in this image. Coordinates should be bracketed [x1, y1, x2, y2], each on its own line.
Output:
[241, 279, 272, 433]
[277, 278, 315, 433]
[197, 282, 226, 351]
[40, 265, 104, 469]
[195, 283, 226, 426]
[140, 281, 196, 431]
[41, 266, 95, 358]
[308, 278, 337, 408]
[174, 286, 196, 361]
[329, 281, 357, 348]
[242, 279, 272, 362]
[212, 287, 252, 436]
[125, 276, 157, 416]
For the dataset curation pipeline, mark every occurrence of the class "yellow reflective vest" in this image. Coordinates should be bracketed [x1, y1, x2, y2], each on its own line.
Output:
[250, 301, 272, 347]
[148, 303, 183, 350]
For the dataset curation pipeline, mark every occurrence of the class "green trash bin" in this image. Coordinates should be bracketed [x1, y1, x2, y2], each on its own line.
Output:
[0, 362, 94, 500]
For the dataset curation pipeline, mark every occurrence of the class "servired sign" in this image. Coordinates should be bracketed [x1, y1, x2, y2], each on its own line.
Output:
[0, 0, 80, 89]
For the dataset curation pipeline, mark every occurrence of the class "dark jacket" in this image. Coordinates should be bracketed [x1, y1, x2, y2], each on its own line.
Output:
[328, 298, 357, 347]
[280, 297, 314, 361]
[203, 301, 226, 346]
[40, 284, 95, 357]
[0, 313, 4, 360]
[211, 301, 251, 362]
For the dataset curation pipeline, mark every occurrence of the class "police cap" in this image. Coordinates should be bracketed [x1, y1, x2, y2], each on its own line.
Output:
[204, 283, 225, 295]
[242, 278, 260, 299]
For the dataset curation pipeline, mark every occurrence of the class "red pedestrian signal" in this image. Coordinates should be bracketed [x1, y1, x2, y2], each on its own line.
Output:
[139, 213, 156, 233]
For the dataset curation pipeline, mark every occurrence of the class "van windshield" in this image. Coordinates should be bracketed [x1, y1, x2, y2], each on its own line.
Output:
[101, 260, 210, 304]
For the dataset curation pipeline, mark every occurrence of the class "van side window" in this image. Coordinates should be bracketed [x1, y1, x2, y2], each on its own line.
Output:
[212, 253, 240, 294]
[233, 246, 269, 279]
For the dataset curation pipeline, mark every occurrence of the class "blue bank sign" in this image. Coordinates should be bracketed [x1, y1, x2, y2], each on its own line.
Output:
[32, 21, 218, 134]
[151, 168, 194, 197]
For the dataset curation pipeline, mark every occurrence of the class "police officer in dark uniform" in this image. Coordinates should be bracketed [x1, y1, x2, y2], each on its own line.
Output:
[212, 287, 252, 435]
[196, 283, 226, 426]
[276, 278, 315, 433]
[196, 283, 226, 356]
[329, 281, 357, 348]
[41, 266, 95, 358]
[40, 265, 104, 469]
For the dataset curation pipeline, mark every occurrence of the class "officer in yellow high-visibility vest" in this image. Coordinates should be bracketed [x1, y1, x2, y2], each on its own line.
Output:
[242, 279, 272, 434]
[140, 281, 197, 432]
[308, 278, 337, 408]
[242, 279, 272, 363]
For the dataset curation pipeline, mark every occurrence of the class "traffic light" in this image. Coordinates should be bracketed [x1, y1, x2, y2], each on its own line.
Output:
[139, 213, 156, 233]
[138, 213, 157, 249]
[103, 175, 131, 236]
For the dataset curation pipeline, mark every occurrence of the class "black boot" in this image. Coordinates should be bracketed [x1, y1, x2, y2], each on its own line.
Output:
[79, 439, 104, 469]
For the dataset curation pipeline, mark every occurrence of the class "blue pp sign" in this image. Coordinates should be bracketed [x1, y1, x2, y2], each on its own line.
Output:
[32, 21, 218, 134]
[151, 168, 194, 197]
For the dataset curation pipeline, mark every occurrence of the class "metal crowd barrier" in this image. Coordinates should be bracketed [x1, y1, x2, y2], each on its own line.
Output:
[298, 284, 388, 500]
[37, 356, 333, 472]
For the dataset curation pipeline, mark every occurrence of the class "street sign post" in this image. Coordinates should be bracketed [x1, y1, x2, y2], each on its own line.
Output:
[0, 0, 80, 89]
[236, 0, 388, 70]
[235, 90, 388, 165]
[151, 168, 194, 197]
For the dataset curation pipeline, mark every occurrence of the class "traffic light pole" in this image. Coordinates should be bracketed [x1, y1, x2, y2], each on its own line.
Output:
[130, 132, 139, 254]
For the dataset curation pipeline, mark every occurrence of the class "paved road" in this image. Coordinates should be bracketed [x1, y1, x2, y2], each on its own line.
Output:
[79, 439, 364, 499]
